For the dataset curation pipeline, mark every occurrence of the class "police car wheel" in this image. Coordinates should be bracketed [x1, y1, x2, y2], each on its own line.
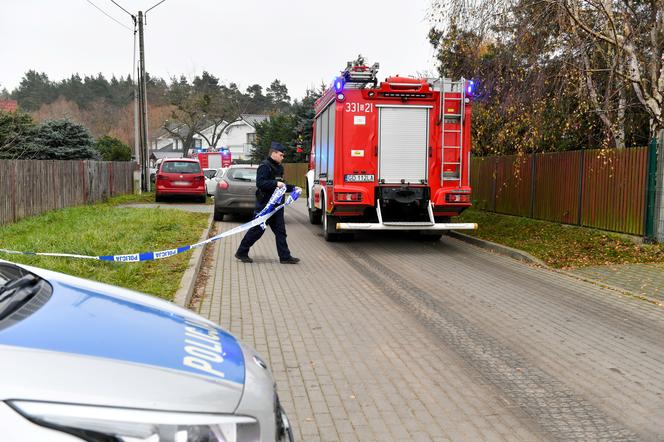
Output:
[213, 209, 225, 221]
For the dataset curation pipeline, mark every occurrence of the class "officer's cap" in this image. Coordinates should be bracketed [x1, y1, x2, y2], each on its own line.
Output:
[270, 141, 285, 153]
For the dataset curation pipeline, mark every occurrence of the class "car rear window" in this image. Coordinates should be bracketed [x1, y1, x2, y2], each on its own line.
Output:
[161, 161, 201, 174]
[227, 168, 257, 182]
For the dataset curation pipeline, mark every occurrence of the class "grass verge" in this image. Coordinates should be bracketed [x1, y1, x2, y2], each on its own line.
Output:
[108, 192, 213, 205]
[457, 209, 664, 269]
[0, 195, 209, 300]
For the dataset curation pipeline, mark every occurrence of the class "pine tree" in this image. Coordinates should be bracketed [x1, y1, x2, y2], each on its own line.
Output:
[34, 119, 97, 160]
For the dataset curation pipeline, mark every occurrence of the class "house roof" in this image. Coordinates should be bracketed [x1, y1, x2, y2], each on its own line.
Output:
[150, 151, 184, 160]
[154, 122, 191, 140]
[157, 143, 174, 151]
[241, 114, 269, 128]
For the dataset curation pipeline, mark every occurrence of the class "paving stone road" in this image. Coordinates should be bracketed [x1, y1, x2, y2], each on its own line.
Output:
[568, 263, 664, 302]
[191, 200, 664, 441]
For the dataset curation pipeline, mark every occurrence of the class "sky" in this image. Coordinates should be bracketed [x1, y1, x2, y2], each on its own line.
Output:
[0, 0, 439, 100]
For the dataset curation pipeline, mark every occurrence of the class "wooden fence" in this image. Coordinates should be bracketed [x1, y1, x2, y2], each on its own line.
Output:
[471, 148, 649, 235]
[283, 163, 309, 189]
[0, 160, 136, 225]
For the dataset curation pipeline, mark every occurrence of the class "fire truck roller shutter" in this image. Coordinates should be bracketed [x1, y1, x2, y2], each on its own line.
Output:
[378, 106, 431, 184]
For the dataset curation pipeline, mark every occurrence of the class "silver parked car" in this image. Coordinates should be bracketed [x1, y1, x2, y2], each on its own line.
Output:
[214, 166, 259, 221]
[0, 259, 293, 441]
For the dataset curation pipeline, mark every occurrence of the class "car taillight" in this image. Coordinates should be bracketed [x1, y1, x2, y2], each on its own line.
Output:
[335, 192, 362, 202]
[194, 175, 205, 182]
[218, 180, 229, 190]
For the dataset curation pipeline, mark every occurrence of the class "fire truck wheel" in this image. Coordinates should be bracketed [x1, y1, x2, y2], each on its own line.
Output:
[307, 184, 322, 224]
[323, 214, 338, 241]
[322, 207, 340, 242]
[308, 206, 322, 225]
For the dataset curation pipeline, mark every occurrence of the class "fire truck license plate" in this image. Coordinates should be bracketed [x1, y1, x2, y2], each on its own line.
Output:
[345, 174, 375, 182]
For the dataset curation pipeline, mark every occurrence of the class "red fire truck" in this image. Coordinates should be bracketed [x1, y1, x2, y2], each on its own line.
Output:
[306, 62, 478, 241]
[197, 150, 232, 169]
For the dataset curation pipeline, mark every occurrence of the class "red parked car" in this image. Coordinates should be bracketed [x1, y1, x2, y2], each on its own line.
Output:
[155, 158, 206, 203]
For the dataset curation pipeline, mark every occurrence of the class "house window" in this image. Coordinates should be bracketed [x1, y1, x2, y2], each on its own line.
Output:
[247, 133, 257, 144]
[194, 138, 202, 148]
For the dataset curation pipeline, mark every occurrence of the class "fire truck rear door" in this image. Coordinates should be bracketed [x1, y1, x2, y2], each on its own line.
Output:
[377, 106, 430, 184]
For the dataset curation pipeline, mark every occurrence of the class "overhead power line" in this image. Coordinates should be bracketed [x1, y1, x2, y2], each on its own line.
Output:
[146, 0, 167, 14]
[109, 0, 134, 19]
[85, 0, 133, 31]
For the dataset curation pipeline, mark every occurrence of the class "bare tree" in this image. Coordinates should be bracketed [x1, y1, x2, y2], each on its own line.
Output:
[557, 0, 664, 137]
[165, 76, 215, 157]
[195, 84, 247, 149]
[575, 39, 629, 147]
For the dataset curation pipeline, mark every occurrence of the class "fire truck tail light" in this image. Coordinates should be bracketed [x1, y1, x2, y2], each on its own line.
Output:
[335, 192, 362, 202]
[445, 193, 471, 203]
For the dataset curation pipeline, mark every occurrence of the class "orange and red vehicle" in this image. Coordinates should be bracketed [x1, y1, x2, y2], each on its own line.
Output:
[306, 62, 478, 241]
[197, 150, 232, 169]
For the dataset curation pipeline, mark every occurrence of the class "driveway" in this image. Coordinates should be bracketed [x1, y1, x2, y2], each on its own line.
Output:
[192, 200, 664, 441]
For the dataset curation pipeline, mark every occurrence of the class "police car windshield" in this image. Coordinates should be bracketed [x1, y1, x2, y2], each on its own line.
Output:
[0, 265, 47, 321]
[0, 263, 26, 288]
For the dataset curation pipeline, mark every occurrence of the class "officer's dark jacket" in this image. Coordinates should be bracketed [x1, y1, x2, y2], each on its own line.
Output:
[255, 157, 294, 208]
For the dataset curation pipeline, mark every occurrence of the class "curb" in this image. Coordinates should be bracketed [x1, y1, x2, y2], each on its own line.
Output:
[448, 231, 663, 306]
[174, 213, 214, 308]
[553, 269, 664, 307]
[448, 231, 548, 267]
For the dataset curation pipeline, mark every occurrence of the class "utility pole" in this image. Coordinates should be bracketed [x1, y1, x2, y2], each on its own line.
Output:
[110, 1, 166, 192]
[137, 11, 149, 192]
[133, 30, 142, 192]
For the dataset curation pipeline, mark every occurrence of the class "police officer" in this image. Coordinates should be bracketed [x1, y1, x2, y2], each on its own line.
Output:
[235, 142, 301, 264]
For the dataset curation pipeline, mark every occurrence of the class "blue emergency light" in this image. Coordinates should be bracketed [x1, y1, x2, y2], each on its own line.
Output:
[334, 77, 344, 93]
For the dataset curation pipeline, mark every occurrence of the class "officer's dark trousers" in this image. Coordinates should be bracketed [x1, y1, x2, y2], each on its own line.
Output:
[236, 209, 291, 260]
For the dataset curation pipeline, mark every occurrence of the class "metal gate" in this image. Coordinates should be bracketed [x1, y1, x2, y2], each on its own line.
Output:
[378, 106, 430, 184]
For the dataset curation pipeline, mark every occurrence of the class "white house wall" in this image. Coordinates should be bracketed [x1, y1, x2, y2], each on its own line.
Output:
[218, 121, 256, 160]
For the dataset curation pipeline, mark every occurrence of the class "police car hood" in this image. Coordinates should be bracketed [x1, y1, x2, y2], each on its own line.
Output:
[0, 264, 246, 413]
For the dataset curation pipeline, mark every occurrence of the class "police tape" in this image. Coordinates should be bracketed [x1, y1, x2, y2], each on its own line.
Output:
[0, 187, 301, 263]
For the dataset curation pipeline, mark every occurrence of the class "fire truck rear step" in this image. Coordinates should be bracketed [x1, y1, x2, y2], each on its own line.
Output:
[336, 222, 478, 231]
[335, 200, 478, 231]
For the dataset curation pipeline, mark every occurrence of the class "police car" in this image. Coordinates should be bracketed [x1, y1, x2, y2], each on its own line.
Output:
[0, 260, 293, 442]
